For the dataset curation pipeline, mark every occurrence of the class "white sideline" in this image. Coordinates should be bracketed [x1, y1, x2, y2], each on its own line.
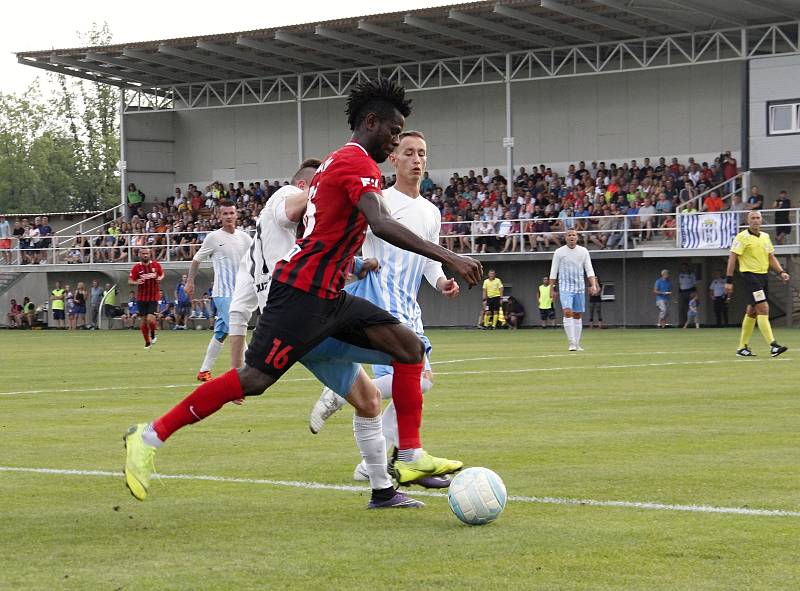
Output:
[0, 355, 788, 397]
[1, 466, 798, 518]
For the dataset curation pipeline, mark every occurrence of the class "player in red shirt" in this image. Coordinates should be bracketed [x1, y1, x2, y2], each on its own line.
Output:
[123, 79, 483, 507]
[128, 247, 164, 349]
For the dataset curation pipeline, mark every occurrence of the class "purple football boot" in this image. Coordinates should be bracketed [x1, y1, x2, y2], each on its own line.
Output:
[367, 490, 425, 509]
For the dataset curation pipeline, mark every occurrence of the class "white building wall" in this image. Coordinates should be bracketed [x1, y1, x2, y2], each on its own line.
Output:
[125, 111, 175, 201]
[749, 54, 800, 170]
[124, 62, 742, 198]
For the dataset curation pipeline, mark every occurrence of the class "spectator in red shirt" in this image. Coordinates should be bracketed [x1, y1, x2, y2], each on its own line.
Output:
[722, 150, 738, 195]
[669, 157, 681, 177]
[190, 191, 203, 212]
[703, 191, 725, 212]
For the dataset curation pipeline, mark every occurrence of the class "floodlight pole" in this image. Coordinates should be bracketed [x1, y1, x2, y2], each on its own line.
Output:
[504, 53, 514, 185]
[119, 92, 128, 220]
[297, 74, 305, 166]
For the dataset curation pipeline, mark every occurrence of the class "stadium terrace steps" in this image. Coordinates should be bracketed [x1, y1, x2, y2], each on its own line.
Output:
[0, 271, 24, 299]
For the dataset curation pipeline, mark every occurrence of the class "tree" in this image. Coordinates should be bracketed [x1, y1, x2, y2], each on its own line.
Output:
[0, 23, 120, 214]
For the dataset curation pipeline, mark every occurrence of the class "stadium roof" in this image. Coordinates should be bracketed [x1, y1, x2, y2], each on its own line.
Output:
[16, 0, 800, 89]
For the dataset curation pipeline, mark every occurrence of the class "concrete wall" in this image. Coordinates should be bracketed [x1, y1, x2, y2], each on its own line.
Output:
[5, 253, 797, 329]
[125, 111, 175, 202]
[749, 54, 800, 169]
[124, 62, 742, 199]
[417, 256, 745, 329]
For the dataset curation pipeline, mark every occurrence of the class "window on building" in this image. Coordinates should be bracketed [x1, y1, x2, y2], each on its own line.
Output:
[768, 100, 800, 135]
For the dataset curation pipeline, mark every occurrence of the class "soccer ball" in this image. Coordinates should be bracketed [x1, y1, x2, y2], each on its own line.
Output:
[447, 467, 507, 525]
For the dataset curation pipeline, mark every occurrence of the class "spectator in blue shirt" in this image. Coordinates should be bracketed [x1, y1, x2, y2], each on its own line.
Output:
[174, 273, 191, 329]
[420, 171, 434, 194]
[653, 269, 672, 328]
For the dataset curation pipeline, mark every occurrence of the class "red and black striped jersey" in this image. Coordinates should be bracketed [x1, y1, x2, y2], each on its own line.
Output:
[272, 142, 382, 299]
[130, 260, 163, 302]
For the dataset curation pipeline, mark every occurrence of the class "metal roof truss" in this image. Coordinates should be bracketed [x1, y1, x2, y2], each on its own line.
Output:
[122, 21, 800, 113]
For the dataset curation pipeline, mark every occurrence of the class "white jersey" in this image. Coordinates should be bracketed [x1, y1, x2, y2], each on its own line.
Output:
[193, 228, 252, 297]
[359, 186, 445, 335]
[549, 244, 595, 293]
[229, 185, 304, 333]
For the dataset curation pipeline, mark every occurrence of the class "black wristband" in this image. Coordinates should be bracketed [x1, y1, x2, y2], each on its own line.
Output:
[725, 276, 733, 284]
[777, 269, 786, 275]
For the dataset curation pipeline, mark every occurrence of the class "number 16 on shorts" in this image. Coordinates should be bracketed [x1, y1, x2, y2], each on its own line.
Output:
[265, 338, 294, 370]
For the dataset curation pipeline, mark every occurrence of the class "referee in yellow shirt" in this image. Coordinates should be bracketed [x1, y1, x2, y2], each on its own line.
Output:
[482, 269, 504, 329]
[725, 210, 790, 357]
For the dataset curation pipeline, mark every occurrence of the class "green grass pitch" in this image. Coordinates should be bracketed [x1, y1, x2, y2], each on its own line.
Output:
[1, 327, 798, 590]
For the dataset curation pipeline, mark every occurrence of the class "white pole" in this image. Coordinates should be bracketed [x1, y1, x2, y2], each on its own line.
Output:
[297, 75, 304, 166]
[119, 92, 128, 220]
[505, 54, 514, 186]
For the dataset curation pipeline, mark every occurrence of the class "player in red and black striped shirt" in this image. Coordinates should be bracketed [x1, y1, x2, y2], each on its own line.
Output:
[128, 247, 164, 349]
[124, 79, 483, 504]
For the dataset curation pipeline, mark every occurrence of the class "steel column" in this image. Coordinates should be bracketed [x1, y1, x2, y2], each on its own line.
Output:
[505, 53, 514, 185]
[119, 93, 128, 220]
[297, 75, 304, 165]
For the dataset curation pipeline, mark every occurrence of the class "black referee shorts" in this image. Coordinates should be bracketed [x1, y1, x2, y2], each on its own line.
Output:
[486, 296, 501, 313]
[137, 301, 158, 316]
[741, 272, 769, 306]
[245, 280, 400, 379]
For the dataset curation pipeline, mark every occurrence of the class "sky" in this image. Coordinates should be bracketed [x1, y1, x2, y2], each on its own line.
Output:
[2, 0, 443, 95]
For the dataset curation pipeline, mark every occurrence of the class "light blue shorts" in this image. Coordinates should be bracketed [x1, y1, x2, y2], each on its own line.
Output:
[559, 291, 585, 314]
[373, 334, 432, 379]
[300, 334, 431, 398]
[300, 338, 391, 398]
[212, 297, 231, 340]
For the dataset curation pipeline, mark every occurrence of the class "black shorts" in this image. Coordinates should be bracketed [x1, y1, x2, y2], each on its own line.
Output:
[776, 225, 791, 235]
[245, 280, 400, 379]
[52, 309, 65, 320]
[539, 308, 555, 320]
[137, 301, 158, 316]
[486, 296, 501, 313]
[741, 272, 769, 306]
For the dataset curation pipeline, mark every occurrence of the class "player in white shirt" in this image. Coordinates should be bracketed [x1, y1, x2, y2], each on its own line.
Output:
[549, 229, 599, 351]
[308, 130, 460, 482]
[226, 159, 430, 506]
[185, 199, 252, 382]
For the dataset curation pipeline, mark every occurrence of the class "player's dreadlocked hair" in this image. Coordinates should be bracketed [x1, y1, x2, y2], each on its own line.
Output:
[346, 77, 412, 131]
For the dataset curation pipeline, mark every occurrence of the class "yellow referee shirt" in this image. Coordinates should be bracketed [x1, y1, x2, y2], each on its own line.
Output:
[483, 277, 503, 298]
[731, 229, 773, 274]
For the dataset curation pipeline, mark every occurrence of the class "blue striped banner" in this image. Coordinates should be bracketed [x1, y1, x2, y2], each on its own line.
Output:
[679, 213, 738, 249]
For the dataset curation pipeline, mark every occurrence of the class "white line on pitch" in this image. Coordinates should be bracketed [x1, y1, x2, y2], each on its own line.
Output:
[0, 356, 790, 396]
[1, 466, 797, 518]
[436, 357, 790, 376]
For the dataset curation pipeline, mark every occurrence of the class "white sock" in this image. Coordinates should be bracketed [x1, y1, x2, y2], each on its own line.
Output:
[563, 317, 574, 343]
[200, 337, 224, 372]
[353, 414, 392, 490]
[381, 400, 399, 450]
[373, 374, 433, 400]
[397, 447, 424, 462]
[373, 374, 394, 400]
[574, 319, 583, 345]
[142, 423, 163, 448]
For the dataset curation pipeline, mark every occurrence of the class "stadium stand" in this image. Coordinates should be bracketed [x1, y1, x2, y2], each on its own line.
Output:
[2, 150, 788, 263]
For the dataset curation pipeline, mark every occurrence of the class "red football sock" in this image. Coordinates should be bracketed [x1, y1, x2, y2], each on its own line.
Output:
[153, 368, 243, 442]
[140, 321, 150, 344]
[391, 361, 423, 449]
[149, 318, 157, 338]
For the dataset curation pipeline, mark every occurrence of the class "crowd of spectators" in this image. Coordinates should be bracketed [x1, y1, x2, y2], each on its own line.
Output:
[427, 151, 755, 253]
[0, 150, 796, 264]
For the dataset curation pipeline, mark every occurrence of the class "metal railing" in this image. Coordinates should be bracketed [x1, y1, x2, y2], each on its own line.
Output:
[55, 204, 125, 237]
[675, 171, 750, 214]
[1, 208, 798, 266]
